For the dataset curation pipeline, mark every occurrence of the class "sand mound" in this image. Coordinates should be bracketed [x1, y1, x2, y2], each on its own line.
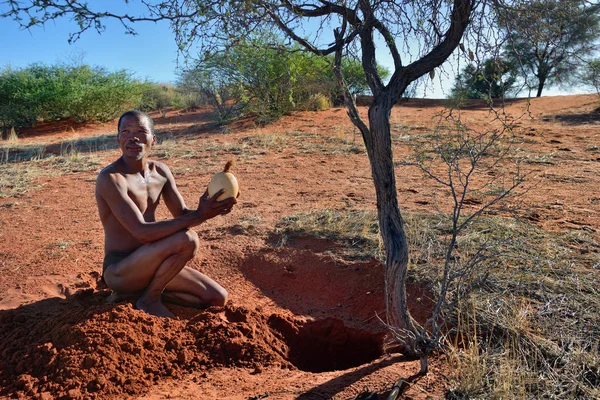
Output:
[0, 290, 383, 398]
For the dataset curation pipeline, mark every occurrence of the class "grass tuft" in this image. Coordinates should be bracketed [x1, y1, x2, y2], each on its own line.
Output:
[274, 209, 381, 260]
[0, 135, 111, 197]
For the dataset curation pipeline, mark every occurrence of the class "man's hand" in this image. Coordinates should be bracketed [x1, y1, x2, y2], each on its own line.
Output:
[197, 189, 237, 222]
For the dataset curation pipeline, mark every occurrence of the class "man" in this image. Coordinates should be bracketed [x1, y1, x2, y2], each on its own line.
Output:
[96, 110, 236, 317]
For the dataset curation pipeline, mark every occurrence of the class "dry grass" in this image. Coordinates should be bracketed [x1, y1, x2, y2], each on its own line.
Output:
[0, 135, 110, 197]
[276, 209, 600, 398]
[154, 129, 364, 165]
[274, 209, 381, 260]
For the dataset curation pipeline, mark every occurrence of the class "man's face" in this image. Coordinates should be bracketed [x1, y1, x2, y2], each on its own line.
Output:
[117, 115, 156, 160]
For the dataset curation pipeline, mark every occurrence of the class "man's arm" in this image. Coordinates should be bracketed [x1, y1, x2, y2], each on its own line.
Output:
[156, 161, 193, 218]
[96, 171, 233, 244]
[157, 161, 239, 219]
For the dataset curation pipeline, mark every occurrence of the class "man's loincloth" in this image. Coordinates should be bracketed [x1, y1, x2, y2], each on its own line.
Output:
[102, 251, 132, 277]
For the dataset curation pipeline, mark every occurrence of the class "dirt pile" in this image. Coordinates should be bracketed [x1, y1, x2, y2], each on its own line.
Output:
[0, 289, 383, 399]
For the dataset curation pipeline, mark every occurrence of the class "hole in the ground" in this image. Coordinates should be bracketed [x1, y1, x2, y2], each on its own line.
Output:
[268, 315, 383, 372]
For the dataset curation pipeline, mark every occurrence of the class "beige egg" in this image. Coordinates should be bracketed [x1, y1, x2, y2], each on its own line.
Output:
[208, 160, 239, 201]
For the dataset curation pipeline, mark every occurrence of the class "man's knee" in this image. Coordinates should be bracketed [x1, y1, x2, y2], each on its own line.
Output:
[176, 229, 199, 256]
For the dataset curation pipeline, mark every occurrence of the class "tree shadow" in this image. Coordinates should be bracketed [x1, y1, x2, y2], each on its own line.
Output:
[553, 108, 600, 125]
[14, 118, 113, 140]
[294, 354, 413, 399]
[355, 96, 528, 110]
[1, 133, 119, 164]
[1, 106, 251, 164]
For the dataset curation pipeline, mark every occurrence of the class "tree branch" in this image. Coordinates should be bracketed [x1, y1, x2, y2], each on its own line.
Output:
[387, 0, 474, 102]
[358, 0, 384, 96]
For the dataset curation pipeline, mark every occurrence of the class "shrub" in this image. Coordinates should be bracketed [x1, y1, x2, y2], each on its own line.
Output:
[139, 83, 178, 112]
[450, 58, 517, 100]
[59, 66, 144, 122]
[0, 63, 146, 132]
[178, 35, 389, 124]
[302, 93, 332, 111]
[0, 65, 51, 134]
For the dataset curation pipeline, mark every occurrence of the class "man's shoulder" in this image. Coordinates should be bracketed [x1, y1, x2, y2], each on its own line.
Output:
[97, 161, 120, 181]
[150, 159, 169, 171]
[96, 160, 129, 190]
[149, 159, 173, 178]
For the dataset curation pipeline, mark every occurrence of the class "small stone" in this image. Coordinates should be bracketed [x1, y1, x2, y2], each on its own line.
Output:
[15, 374, 33, 391]
[82, 355, 97, 368]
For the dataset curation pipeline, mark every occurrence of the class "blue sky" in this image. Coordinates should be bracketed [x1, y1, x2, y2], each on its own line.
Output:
[1, 1, 180, 84]
[0, 2, 591, 98]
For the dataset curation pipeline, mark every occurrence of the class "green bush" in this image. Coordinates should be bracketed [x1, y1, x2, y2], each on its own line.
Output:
[0, 63, 146, 134]
[450, 58, 517, 100]
[139, 83, 177, 112]
[178, 35, 390, 124]
[0, 65, 53, 134]
[61, 66, 144, 122]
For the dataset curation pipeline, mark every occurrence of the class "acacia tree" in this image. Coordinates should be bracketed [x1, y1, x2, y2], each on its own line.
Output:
[3, 0, 495, 359]
[498, 0, 600, 97]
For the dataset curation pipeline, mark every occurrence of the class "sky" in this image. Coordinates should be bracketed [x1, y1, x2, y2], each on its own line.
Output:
[0, 1, 592, 99]
[1, 1, 180, 84]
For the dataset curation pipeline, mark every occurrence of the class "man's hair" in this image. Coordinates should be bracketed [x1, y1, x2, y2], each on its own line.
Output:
[117, 110, 155, 135]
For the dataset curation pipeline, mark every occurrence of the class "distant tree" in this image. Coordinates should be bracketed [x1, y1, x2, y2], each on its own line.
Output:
[139, 83, 174, 113]
[178, 37, 335, 123]
[580, 58, 600, 95]
[451, 58, 517, 99]
[498, 0, 600, 97]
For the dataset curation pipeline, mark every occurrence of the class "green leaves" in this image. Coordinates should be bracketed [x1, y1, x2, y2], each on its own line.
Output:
[450, 58, 517, 100]
[179, 34, 389, 124]
[0, 63, 147, 132]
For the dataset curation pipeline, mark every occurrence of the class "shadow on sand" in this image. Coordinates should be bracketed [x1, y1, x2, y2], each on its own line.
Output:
[553, 108, 600, 125]
[294, 354, 423, 399]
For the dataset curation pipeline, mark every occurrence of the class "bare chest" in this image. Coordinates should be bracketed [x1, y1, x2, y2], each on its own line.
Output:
[126, 174, 166, 217]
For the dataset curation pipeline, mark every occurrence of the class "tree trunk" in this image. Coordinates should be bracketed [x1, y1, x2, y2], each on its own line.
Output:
[536, 77, 546, 97]
[367, 94, 420, 352]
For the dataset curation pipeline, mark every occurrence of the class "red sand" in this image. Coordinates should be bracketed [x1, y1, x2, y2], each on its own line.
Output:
[1, 94, 599, 399]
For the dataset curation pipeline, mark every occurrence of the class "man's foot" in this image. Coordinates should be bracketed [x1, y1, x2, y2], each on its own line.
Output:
[162, 292, 209, 309]
[136, 297, 175, 318]
[106, 291, 138, 304]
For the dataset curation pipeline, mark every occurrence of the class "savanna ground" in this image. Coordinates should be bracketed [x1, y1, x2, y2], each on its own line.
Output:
[1, 95, 599, 399]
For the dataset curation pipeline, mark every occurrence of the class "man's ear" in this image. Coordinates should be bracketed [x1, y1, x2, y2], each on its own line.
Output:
[152, 135, 157, 145]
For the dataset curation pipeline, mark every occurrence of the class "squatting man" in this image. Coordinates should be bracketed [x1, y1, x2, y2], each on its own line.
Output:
[95, 110, 237, 317]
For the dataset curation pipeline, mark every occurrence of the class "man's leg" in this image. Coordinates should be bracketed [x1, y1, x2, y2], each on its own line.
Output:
[163, 266, 227, 307]
[103, 229, 226, 317]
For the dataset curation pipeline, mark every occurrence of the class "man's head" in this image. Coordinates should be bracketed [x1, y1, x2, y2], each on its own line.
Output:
[117, 110, 156, 161]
